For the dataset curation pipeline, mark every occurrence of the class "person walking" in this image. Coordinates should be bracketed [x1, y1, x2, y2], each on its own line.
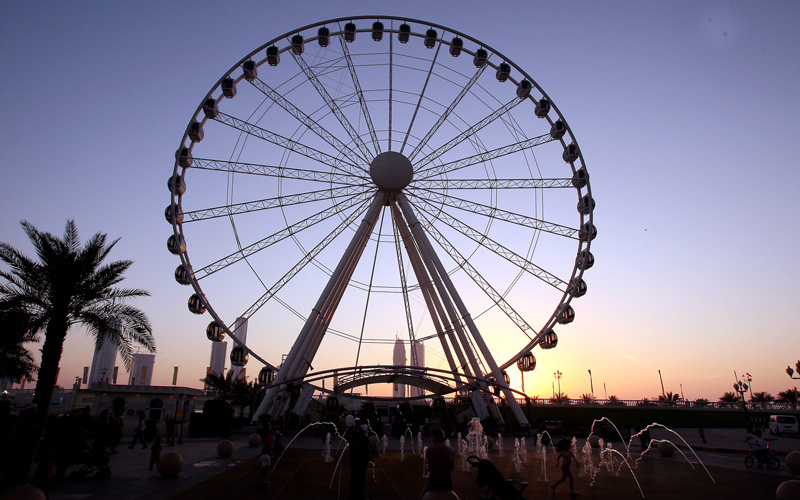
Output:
[344, 415, 371, 500]
[551, 438, 581, 496]
[128, 411, 147, 449]
[259, 444, 272, 484]
[421, 428, 454, 497]
[698, 426, 707, 444]
[148, 437, 162, 471]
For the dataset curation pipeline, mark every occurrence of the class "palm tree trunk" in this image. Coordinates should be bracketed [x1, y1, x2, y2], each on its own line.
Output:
[33, 321, 68, 423]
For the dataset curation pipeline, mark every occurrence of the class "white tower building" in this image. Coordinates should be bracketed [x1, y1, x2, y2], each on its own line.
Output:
[392, 337, 406, 398]
[209, 341, 228, 378]
[231, 317, 248, 381]
[128, 353, 155, 386]
[88, 319, 120, 387]
[411, 340, 425, 397]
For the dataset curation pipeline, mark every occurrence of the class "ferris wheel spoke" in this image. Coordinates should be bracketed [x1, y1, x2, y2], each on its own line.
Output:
[407, 188, 578, 239]
[247, 76, 370, 164]
[413, 178, 573, 190]
[399, 37, 444, 156]
[413, 97, 524, 169]
[239, 192, 380, 320]
[411, 197, 568, 291]
[412, 207, 536, 340]
[407, 63, 487, 162]
[193, 192, 372, 280]
[338, 35, 381, 155]
[214, 112, 364, 177]
[413, 131, 555, 181]
[190, 157, 368, 185]
[290, 50, 375, 161]
[391, 211, 418, 354]
[182, 184, 370, 223]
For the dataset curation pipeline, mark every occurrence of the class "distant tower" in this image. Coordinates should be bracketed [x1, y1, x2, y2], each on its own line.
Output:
[128, 353, 155, 386]
[209, 341, 228, 377]
[88, 318, 120, 387]
[392, 337, 406, 398]
[411, 340, 425, 397]
[231, 317, 248, 381]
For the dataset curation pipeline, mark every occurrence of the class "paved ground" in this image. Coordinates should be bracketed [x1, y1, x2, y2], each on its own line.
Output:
[43, 427, 800, 500]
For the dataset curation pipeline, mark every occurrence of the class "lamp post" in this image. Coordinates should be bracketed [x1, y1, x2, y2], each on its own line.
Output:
[588, 369, 594, 396]
[787, 360, 800, 409]
[554, 370, 562, 401]
[733, 378, 750, 431]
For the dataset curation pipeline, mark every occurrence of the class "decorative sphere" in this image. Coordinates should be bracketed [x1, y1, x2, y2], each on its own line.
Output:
[345, 415, 355, 427]
[248, 433, 262, 447]
[786, 451, 800, 474]
[422, 490, 460, 500]
[369, 435, 379, 448]
[0, 485, 45, 500]
[657, 441, 675, 457]
[217, 439, 235, 457]
[588, 435, 601, 448]
[158, 452, 184, 477]
[776, 480, 800, 500]
[369, 152, 413, 191]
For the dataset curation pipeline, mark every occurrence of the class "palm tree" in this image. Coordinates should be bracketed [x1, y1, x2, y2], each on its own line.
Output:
[605, 395, 621, 406]
[777, 388, 799, 408]
[658, 391, 682, 406]
[0, 220, 154, 421]
[750, 391, 774, 409]
[0, 304, 38, 383]
[719, 391, 740, 402]
[202, 369, 234, 399]
[580, 393, 596, 405]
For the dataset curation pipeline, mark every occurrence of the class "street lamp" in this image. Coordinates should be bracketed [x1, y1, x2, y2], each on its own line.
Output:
[554, 370, 563, 400]
[733, 379, 750, 431]
[786, 360, 800, 380]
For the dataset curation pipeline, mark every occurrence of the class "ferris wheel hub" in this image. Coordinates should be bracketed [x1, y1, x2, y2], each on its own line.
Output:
[369, 151, 413, 191]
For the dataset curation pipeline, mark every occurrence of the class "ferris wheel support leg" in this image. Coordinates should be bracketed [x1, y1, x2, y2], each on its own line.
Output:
[390, 200, 466, 386]
[395, 194, 494, 416]
[396, 194, 529, 427]
[253, 192, 386, 422]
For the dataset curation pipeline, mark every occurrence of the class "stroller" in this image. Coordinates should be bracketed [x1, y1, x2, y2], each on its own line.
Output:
[468, 456, 527, 500]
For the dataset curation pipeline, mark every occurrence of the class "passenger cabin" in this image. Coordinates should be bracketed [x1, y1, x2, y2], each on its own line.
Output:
[557, 305, 575, 324]
[569, 278, 588, 297]
[579, 222, 596, 242]
[222, 77, 237, 98]
[291, 35, 304, 55]
[571, 167, 588, 189]
[540, 329, 558, 349]
[398, 23, 411, 43]
[318, 27, 330, 47]
[372, 21, 384, 41]
[577, 194, 595, 215]
[344, 22, 356, 42]
[206, 321, 225, 342]
[450, 37, 463, 56]
[535, 98, 551, 118]
[562, 142, 580, 163]
[202, 97, 219, 119]
[188, 121, 203, 142]
[258, 367, 275, 385]
[473, 48, 488, 67]
[266, 46, 280, 66]
[167, 174, 186, 195]
[550, 120, 566, 140]
[424, 29, 437, 48]
[516, 352, 536, 372]
[175, 147, 193, 167]
[164, 204, 183, 225]
[174, 264, 192, 285]
[242, 60, 257, 81]
[166, 234, 186, 255]
[188, 293, 206, 315]
[575, 249, 594, 270]
[496, 63, 511, 82]
[516, 80, 532, 98]
[230, 346, 248, 367]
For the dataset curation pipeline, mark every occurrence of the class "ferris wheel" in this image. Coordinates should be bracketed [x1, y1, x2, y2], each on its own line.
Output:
[166, 16, 595, 425]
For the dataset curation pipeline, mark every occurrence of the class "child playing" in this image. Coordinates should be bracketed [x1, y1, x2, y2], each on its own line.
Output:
[259, 444, 272, 485]
[551, 438, 581, 496]
[149, 437, 163, 471]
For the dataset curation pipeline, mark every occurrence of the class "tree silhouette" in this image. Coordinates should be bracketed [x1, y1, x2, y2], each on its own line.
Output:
[719, 391, 740, 402]
[0, 304, 38, 382]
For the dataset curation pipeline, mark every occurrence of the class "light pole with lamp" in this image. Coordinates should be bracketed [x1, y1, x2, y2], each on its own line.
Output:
[733, 377, 751, 431]
[554, 370, 563, 401]
[786, 360, 800, 409]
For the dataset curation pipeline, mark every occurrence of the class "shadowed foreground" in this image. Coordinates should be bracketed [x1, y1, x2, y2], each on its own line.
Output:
[171, 445, 788, 500]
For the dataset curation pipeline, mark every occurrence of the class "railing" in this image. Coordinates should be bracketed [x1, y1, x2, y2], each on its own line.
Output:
[511, 398, 799, 411]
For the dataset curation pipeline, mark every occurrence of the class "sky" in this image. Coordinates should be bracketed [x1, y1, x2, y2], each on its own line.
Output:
[1, 1, 798, 403]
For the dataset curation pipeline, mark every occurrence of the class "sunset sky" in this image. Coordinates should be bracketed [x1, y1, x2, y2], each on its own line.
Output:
[1, 1, 798, 402]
